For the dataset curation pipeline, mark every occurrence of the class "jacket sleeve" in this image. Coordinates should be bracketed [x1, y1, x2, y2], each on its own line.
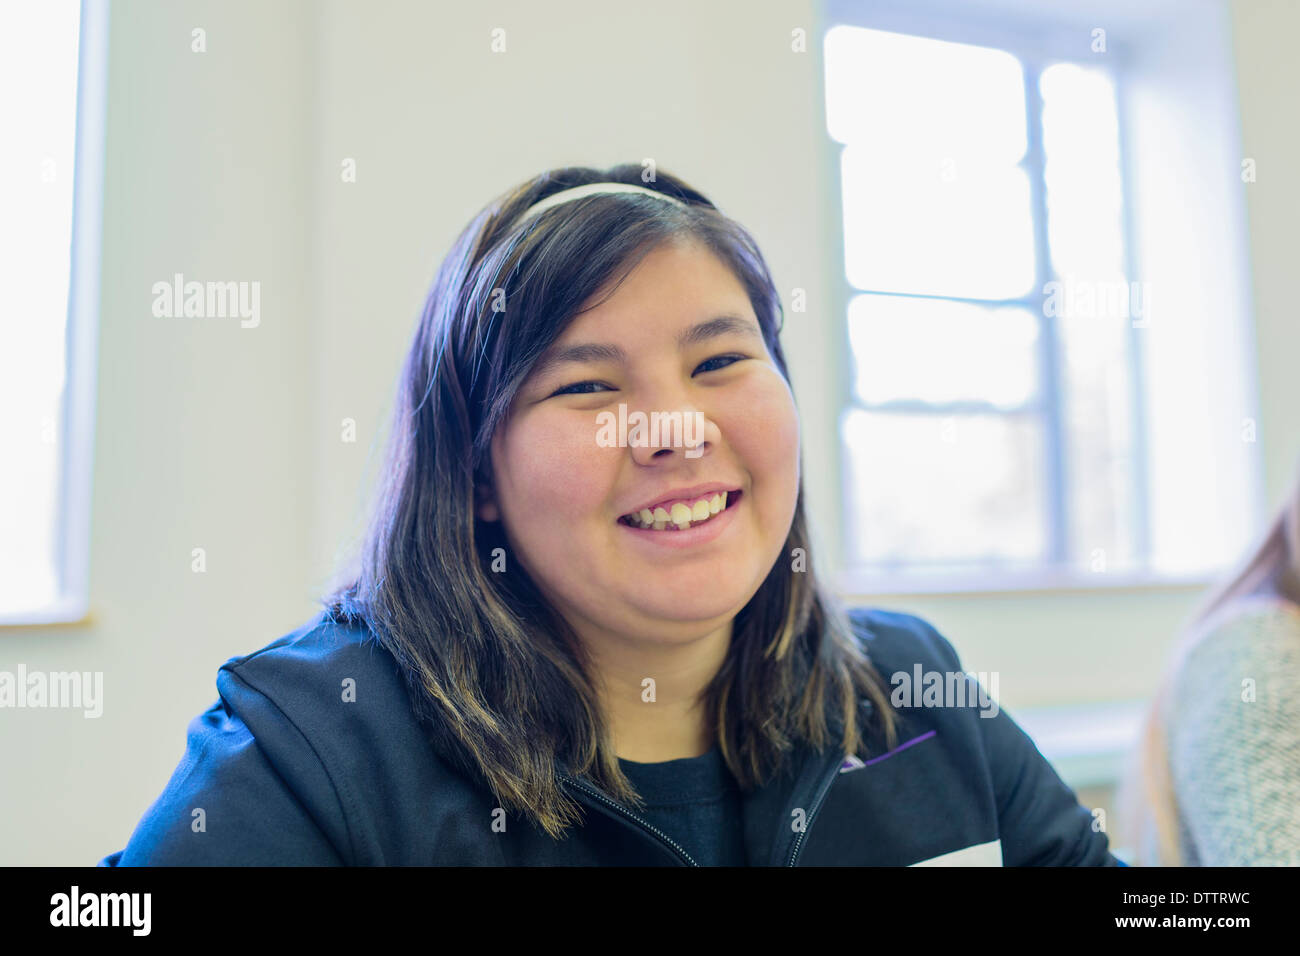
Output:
[98, 689, 348, 866]
[914, 616, 1122, 866]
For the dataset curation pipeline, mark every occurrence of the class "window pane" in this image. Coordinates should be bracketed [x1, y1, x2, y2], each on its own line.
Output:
[827, 26, 1036, 299]
[1041, 61, 1139, 571]
[849, 295, 1039, 407]
[0, 0, 82, 614]
[840, 145, 1036, 299]
[1058, 311, 1137, 571]
[825, 26, 1027, 163]
[1041, 63, 1125, 280]
[842, 409, 1047, 567]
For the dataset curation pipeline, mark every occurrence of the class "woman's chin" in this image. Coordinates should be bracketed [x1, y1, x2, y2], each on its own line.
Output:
[618, 585, 750, 628]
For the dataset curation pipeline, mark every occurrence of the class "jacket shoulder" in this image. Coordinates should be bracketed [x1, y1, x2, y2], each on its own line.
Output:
[218, 611, 402, 706]
[102, 612, 480, 865]
[221, 609, 380, 674]
[845, 606, 965, 674]
[846, 606, 1119, 865]
[215, 612, 459, 862]
[215, 611, 436, 789]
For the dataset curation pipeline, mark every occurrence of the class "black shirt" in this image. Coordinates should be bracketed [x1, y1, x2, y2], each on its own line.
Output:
[617, 743, 748, 866]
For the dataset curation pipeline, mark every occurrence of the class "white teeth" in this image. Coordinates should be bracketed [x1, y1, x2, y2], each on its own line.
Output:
[622, 492, 734, 530]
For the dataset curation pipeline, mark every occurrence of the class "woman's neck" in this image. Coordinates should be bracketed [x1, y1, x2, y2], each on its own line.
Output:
[579, 615, 733, 763]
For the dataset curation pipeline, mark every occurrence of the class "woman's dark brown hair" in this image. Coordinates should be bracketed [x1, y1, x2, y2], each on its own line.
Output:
[320, 163, 899, 839]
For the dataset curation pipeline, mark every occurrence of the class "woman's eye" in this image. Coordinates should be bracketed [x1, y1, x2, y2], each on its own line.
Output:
[695, 353, 745, 374]
[550, 380, 611, 396]
[548, 355, 745, 397]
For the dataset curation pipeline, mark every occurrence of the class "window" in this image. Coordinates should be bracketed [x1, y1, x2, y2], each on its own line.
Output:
[823, 2, 1261, 589]
[0, 0, 107, 624]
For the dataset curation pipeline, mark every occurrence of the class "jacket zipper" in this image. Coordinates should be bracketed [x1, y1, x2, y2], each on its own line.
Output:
[788, 702, 873, 866]
[561, 775, 699, 867]
[786, 750, 846, 866]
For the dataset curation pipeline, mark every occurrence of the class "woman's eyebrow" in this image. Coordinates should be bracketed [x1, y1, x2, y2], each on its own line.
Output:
[532, 314, 762, 378]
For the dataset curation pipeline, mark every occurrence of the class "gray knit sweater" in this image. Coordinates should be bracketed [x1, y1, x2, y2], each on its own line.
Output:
[1164, 596, 1300, 865]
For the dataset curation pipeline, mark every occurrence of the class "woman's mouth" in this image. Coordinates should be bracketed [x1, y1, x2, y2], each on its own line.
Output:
[617, 490, 742, 531]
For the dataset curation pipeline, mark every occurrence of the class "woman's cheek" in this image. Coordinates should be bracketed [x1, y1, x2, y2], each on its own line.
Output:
[505, 410, 611, 536]
[723, 369, 800, 468]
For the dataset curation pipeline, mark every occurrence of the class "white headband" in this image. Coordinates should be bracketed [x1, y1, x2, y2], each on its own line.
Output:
[514, 182, 687, 225]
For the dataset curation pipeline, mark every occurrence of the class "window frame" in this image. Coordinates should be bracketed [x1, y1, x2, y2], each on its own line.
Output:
[0, 0, 110, 627]
[824, 7, 1168, 589]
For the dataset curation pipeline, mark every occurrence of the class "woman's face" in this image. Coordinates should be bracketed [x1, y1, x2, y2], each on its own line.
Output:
[476, 238, 800, 642]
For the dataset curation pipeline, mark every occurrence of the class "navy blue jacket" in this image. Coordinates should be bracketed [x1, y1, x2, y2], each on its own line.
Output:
[99, 607, 1123, 866]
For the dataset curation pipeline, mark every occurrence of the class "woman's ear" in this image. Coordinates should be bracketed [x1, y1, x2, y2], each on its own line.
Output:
[474, 480, 500, 522]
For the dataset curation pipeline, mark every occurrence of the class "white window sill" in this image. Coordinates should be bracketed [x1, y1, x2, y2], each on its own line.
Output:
[1011, 699, 1146, 790]
[836, 567, 1219, 597]
[0, 597, 92, 628]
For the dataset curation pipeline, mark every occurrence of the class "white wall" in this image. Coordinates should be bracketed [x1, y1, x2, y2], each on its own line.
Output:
[1, 0, 1295, 865]
[1230, 0, 1300, 509]
[1, 0, 318, 865]
[306, 0, 845, 590]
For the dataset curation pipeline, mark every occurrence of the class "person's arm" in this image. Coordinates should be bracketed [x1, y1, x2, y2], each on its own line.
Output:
[99, 693, 347, 866]
[912, 617, 1121, 866]
[977, 697, 1121, 865]
[1167, 603, 1300, 866]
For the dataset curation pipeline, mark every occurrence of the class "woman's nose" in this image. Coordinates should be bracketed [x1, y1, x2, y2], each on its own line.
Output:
[626, 402, 718, 465]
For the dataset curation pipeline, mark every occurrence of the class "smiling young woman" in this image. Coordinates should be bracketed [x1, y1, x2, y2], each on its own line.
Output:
[325, 166, 900, 840]
[99, 165, 1122, 866]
